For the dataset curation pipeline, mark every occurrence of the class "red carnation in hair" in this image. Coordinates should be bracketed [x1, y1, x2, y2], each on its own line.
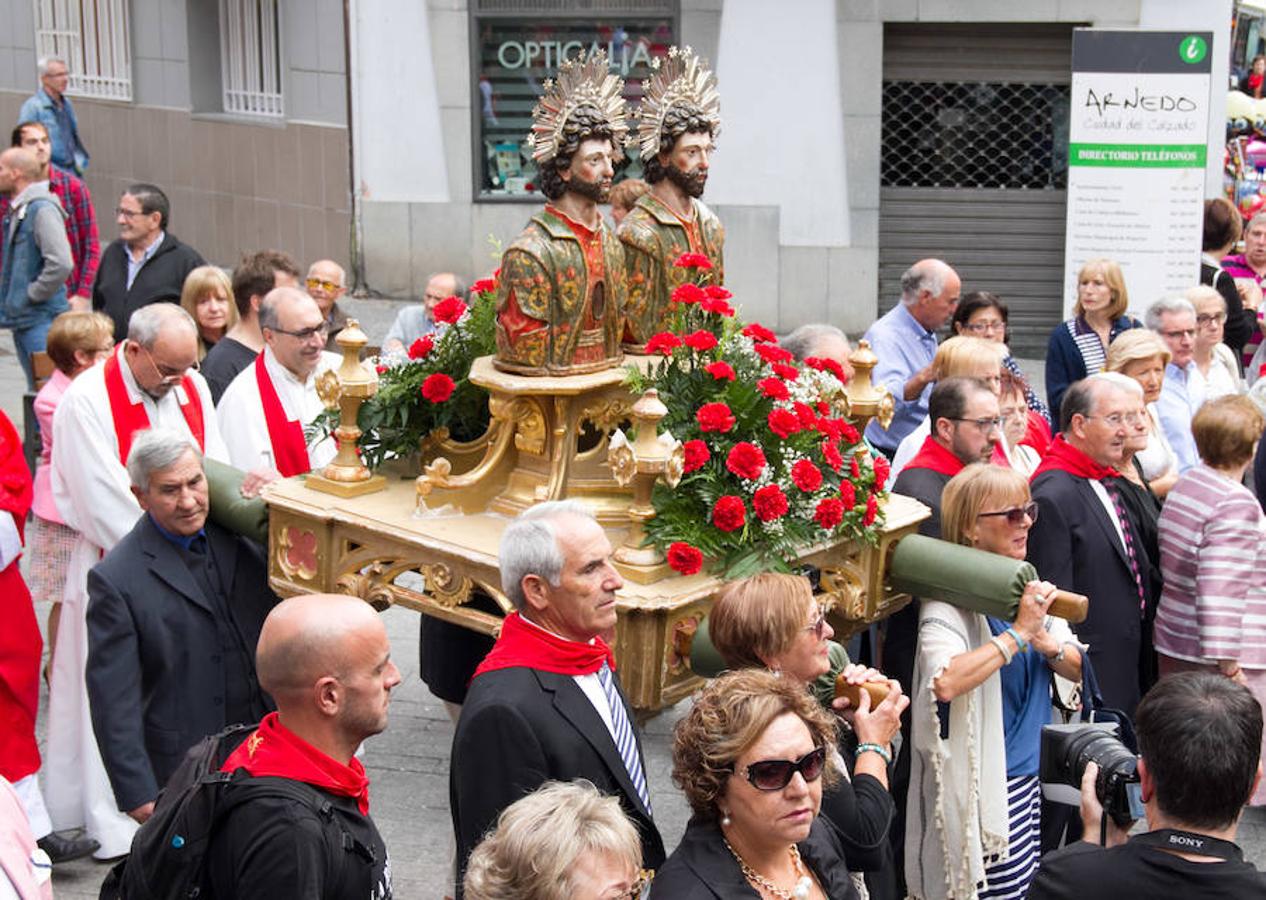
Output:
[712, 495, 746, 532]
[758, 377, 790, 401]
[814, 497, 845, 530]
[839, 480, 857, 509]
[431, 296, 467, 324]
[742, 323, 777, 343]
[791, 459, 823, 492]
[674, 252, 713, 269]
[671, 283, 705, 305]
[667, 542, 704, 575]
[705, 361, 736, 381]
[407, 335, 434, 360]
[696, 402, 736, 433]
[421, 372, 456, 403]
[752, 484, 789, 522]
[682, 439, 711, 473]
[683, 330, 719, 353]
[725, 442, 767, 480]
[645, 332, 683, 356]
[767, 408, 801, 439]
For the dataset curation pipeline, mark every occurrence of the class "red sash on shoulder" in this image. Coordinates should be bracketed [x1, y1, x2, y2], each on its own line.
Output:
[254, 352, 311, 477]
[103, 352, 205, 464]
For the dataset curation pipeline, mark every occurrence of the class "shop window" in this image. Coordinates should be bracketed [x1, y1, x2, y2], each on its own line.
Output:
[472, 9, 676, 200]
[219, 0, 284, 118]
[33, 0, 132, 101]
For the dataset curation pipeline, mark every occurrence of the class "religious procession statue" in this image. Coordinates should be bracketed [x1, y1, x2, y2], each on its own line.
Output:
[493, 52, 629, 376]
[618, 46, 726, 352]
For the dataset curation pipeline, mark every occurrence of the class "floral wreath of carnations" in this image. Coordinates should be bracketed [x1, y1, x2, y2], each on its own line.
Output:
[625, 253, 889, 579]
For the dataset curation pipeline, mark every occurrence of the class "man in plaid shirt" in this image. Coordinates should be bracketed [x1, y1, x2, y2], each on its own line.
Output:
[0, 121, 99, 309]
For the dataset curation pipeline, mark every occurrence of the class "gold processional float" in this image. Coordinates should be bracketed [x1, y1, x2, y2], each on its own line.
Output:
[262, 321, 928, 715]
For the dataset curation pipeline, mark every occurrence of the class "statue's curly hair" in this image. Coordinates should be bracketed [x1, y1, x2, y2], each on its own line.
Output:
[642, 106, 715, 184]
[537, 106, 616, 201]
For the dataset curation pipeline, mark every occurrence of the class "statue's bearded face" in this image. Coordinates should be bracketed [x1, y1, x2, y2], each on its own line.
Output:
[562, 138, 615, 203]
[662, 130, 712, 198]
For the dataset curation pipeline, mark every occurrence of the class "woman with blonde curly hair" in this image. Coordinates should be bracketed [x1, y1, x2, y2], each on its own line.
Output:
[1105, 329, 1177, 498]
[650, 669, 861, 899]
[463, 780, 645, 900]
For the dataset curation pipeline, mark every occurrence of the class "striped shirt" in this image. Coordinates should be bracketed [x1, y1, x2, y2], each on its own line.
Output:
[1155, 465, 1266, 669]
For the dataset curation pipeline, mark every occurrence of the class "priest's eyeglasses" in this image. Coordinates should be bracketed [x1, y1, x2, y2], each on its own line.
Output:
[977, 502, 1039, 527]
[271, 322, 330, 341]
[727, 746, 828, 792]
[138, 343, 198, 383]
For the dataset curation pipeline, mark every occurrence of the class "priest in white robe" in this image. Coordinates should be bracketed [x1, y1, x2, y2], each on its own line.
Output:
[48, 303, 227, 857]
[216, 286, 340, 479]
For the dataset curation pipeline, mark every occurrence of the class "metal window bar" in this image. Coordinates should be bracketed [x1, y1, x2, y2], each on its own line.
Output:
[32, 0, 131, 101]
[220, 0, 284, 118]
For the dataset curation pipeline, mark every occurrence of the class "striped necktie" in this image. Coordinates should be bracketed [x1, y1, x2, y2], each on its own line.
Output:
[1104, 478, 1147, 616]
[596, 661, 652, 813]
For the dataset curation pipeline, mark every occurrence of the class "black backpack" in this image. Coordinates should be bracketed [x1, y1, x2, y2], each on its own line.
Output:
[99, 722, 376, 900]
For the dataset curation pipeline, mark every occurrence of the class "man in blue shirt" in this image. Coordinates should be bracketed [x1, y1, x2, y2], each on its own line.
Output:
[1148, 297, 1202, 472]
[382, 271, 465, 355]
[863, 258, 961, 456]
[17, 57, 89, 176]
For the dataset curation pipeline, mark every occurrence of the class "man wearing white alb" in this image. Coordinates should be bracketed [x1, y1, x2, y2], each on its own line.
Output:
[216, 286, 339, 488]
[47, 302, 227, 858]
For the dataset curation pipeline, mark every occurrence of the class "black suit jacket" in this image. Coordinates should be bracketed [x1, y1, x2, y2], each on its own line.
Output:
[86, 515, 277, 811]
[450, 665, 666, 895]
[1028, 469, 1146, 715]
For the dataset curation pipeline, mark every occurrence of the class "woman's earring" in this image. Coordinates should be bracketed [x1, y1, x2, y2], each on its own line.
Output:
[720, 808, 732, 827]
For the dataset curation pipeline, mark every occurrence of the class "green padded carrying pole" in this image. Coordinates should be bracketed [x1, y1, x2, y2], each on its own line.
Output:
[203, 457, 269, 546]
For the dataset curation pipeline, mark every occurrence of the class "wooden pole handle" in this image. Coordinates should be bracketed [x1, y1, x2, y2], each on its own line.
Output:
[1049, 589, 1089, 624]
[833, 678, 892, 708]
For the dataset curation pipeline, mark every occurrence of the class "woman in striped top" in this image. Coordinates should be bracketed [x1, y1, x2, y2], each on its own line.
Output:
[1155, 394, 1266, 805]
[1043, 258, 1141, 418]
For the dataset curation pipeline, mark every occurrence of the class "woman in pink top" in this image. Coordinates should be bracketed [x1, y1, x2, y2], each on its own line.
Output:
[1155, 395, 1266, 804]
[29, 311, 114, 670]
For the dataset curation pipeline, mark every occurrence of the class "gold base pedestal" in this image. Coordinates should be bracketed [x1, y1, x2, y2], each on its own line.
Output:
[305, 472, 388, 498]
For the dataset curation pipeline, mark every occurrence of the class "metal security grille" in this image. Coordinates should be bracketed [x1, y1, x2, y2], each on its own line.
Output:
[881, 82, 1070, 189]
[220, 0, 284, 118]
[33, 0, 132, 101]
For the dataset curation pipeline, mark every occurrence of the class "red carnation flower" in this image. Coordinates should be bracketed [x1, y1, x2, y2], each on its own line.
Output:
[697, 402, 736, 433]
[850, 456, 861, 479]
[816, 401, 830, 415]
[839, 480, 857, 509]
[817, 417, 844, 441]
[671, 283, 705, 305]
[742, 323, 778, 343]
[753, 484, 789, 522]
[793, 402, 818, 429]
[822, 439, 844, 473]
[667, 542, 704, 576]
[684, 330, 719, 353]
[699, 297, 735, 316]
[767, 408, 801, 439]
[407, 335, 434, 360]
[421, 372, 456, 403]
[674, 252, 713, 269]
[840, 421, 860, 444]
[772, 362, 799, 381]
[432, 296, 467, 324]
[873, 455, 891, 489]
[864, 492, 879, 526]
[704, 285, 733, 300]
[375, 364, 388, 374]
[814, 497, 845, 530]
[758, 377, 790, 401]
[725, 442, 767, 480]
[705, 361, 736, 381]
[682, 439, 711, 473]
[645, 332, 683, 356]
[791, 459, 823, 492]
[712, 495, 747, 532]
[754, 343, 793, 365]
[804, 356, 847, 382]
[471, 277, 497, 295]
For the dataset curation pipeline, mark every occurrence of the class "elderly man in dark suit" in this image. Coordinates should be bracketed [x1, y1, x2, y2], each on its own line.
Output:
[85, 427, 277, 825]
[450, 500, 665, 895]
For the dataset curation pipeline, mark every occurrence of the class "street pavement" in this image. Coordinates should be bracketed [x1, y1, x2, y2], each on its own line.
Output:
[2, 325, 1264, 899]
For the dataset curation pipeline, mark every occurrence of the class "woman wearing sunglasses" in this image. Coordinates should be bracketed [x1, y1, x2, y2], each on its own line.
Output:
[651, 669, 859, 899]
[708, 573, 905, 899]
[906, 465, 1082, 900]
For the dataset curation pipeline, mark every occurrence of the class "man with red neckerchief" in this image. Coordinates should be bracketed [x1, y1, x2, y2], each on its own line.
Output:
[450, 501, 665, 897]
[46, 302, 227, 860]
[207, 593, 398, 900]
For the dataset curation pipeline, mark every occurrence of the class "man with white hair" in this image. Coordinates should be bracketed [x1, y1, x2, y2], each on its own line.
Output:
[1148, 296, 1203, 472]
[17, 56, 89, 175]
[216, 286, 340, 486]
[304, 258, 350, 342]
[450, 501, 664, 896]
[46, 302, 227, 858]
[863, 259, 962, 456]
[86, 429, 276, 824]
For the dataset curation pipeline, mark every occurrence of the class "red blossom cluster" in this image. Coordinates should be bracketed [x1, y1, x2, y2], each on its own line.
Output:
[408, 335, 434, 360]
[421, 372, 455, 403]
[674, 252, 713, 269]
[431, 296, 467, 325]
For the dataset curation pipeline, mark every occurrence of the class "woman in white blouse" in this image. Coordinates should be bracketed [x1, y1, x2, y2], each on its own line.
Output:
[1106, 330, 1179, 499]
[1186, 285, 1245, 400]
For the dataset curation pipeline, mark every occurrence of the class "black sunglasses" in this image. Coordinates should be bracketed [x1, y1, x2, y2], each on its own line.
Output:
[729, 746, 827, 792]
[977, 501, 1039, 527]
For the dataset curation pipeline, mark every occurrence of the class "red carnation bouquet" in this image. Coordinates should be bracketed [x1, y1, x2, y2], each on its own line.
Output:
[310, 278, 498, 470]
[626, 253, 887, 577]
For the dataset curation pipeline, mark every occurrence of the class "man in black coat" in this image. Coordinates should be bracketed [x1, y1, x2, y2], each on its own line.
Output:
[86, 428, 277, 824]
[450, 501, 665, 895]
[92, 182, 204, 340]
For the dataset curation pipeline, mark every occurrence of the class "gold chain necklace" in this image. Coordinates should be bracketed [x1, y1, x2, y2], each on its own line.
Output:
[722, 836, 814, 900]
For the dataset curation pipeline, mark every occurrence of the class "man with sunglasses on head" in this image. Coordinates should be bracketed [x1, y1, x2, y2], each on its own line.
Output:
[46, 302, 227, 860]
[216, 286, 341, 496]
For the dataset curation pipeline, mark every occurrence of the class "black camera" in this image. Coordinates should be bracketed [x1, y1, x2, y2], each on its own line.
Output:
[1039, 723, 1144, 828]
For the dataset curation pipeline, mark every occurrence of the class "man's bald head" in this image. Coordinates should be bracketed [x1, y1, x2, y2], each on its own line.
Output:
[0, 147, 40, 182]
[256, 593, 385, 699]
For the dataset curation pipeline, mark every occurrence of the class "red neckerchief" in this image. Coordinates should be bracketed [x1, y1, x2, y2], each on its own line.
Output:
[104, 350, 205, 465]
[221, 712, 370, 815]
[1031, 434, 1115, 481]
[472, 611, 615, 680]
[904, 435, 966, 478]
[253, 352, 311, 477]
[1020, 410, 1052, 456]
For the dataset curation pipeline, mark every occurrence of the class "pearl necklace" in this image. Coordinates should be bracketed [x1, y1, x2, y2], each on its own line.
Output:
[722, 836, 814, 900]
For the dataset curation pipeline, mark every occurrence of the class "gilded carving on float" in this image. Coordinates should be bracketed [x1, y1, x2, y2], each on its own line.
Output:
[277, 526, 319, 582]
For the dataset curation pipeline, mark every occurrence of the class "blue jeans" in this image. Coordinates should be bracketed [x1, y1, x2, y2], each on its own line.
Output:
[12, 317, 54, 392]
